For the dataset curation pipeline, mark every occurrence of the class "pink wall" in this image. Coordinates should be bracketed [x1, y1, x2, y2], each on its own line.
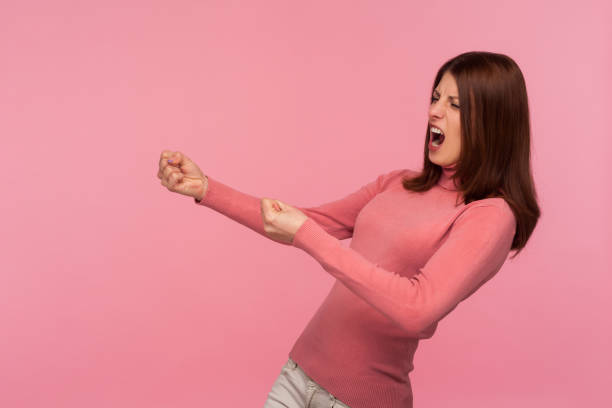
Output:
[1, 1, 610, 406]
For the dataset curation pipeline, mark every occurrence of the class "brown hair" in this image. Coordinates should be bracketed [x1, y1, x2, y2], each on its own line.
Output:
[402, 51, 541, 259]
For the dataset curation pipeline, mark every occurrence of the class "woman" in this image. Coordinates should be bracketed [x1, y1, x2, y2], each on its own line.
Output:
[157, 51, 541, 408]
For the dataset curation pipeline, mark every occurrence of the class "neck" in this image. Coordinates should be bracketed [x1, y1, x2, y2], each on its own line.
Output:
[438, 163, 458, 191]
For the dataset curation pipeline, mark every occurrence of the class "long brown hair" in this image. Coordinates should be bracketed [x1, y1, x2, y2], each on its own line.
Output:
[402, 51, 541, 259]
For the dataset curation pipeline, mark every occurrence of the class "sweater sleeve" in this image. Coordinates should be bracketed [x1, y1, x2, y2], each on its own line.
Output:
[291, 204, 516, 337]
[193, 169, 406, 242]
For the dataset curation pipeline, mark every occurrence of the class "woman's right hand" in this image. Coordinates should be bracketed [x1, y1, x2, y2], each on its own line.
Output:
[158, 150, 208, 201]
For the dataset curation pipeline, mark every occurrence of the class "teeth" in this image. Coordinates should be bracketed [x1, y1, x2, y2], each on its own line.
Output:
[431, 127, 443, 134]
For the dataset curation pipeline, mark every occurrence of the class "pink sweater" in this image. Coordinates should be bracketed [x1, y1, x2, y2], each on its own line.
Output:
[195, 164, 516, 408]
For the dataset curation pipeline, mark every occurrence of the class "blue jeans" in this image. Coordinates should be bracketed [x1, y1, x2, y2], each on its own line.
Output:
[263, 357, 352, 408]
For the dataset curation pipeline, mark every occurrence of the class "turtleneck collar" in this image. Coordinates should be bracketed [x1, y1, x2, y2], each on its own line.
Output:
[437, 162, 459, 191]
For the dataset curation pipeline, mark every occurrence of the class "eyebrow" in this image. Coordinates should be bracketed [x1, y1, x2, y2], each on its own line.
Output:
[433, 89, 459, 100]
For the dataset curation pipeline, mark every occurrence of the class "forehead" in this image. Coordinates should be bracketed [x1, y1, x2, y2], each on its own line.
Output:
[434, 72, 458, 93]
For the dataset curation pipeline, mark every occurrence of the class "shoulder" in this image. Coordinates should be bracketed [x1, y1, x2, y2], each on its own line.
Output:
[386, 168, 415, 179]
[468, 197, 514, 219]
[374, 168, 414, 191]
[385, 168, 420, 184]
[400, 168, 420, 178]
[456, 198, 516, 236]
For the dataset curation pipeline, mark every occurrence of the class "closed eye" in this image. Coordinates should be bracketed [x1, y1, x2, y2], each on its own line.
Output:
[430, 96, 460, 109]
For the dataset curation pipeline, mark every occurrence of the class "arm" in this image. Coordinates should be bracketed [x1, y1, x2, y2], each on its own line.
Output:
[291, 204, 516, 337]
[194, 169, 407, 242]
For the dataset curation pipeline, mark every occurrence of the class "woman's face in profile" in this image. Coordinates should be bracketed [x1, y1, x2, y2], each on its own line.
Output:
[428, 71, 461, 167]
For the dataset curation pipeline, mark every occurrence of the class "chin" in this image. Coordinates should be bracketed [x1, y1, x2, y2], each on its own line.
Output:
[430, 157, 451, 167]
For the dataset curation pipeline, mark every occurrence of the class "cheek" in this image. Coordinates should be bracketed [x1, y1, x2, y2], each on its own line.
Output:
[451, 122, 461, 144]
[448, 131, 461, 152]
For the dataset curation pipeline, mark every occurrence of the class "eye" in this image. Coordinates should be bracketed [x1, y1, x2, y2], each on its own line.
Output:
[431, 96, 460, 109]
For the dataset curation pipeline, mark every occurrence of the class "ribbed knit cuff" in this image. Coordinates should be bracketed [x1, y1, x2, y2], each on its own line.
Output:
[194, 176, 213, 206]
[292, 217, 338, 255]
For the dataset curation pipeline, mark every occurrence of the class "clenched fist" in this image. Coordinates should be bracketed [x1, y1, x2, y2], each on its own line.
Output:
[157, 150, 208, 201]
[260, 198, 308, 244]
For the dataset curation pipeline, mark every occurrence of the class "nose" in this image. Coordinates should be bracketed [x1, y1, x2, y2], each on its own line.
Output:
[429, 101, 444, 120]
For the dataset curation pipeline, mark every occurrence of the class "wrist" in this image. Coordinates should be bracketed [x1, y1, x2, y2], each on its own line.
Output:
[196, 175, 209, 202]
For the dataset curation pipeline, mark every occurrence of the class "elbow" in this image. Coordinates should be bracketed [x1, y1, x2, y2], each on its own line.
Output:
[399, 323, 422, 337]
[397, 312, 437, 338]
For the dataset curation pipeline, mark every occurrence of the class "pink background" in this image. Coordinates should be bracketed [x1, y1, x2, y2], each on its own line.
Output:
[1, 1, 610, 406]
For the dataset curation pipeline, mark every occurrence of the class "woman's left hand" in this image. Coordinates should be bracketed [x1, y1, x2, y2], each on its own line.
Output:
[260, 198, 308, 244]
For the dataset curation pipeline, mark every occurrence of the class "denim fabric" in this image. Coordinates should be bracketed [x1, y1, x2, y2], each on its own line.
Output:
[263, 357, 351, 408]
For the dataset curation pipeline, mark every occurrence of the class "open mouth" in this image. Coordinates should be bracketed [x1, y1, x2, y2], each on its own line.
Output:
[430, 127, 445, 146]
